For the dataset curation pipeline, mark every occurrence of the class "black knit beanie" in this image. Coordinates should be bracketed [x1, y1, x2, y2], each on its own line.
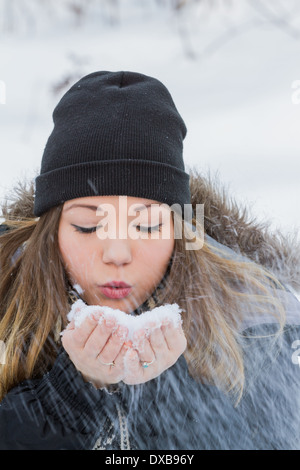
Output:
[34, 71, 191, 217]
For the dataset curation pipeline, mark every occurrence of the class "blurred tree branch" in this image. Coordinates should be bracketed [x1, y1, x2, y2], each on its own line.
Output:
[247, 0, 300, 39]
[1, 0, 300, 60]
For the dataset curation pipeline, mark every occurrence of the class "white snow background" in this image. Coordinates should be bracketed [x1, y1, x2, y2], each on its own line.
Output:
[0, 0, 300, 235]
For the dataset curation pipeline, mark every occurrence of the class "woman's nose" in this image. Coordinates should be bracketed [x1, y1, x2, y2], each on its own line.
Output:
[101, 239, 132, 266]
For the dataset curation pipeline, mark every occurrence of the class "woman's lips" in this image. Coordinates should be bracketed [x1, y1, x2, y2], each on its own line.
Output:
[102, 281, 131, 288]
[99, 282, 132, 299]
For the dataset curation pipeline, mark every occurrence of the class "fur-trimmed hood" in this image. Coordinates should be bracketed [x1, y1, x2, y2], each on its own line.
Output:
[1, 169, 300, 295]
[189, 168, 300, 295]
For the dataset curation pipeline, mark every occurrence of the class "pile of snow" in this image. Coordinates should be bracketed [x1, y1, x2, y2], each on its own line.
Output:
[67, 299, 183, 340]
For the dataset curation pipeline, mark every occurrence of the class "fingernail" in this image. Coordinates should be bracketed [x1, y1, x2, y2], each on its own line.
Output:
[144, 322, 158, 334]
[91, 311, 102, 322]
[105, 317, 116, 329]
[127, 348, 137, 360]
[115, 325, 128, 339]
[133, 329, 146, 341]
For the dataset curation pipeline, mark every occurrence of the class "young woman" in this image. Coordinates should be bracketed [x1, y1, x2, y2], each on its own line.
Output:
[0, 71, 299, 450]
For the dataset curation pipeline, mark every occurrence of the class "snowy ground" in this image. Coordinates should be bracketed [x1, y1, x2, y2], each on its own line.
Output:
[0, 0, 300, 235]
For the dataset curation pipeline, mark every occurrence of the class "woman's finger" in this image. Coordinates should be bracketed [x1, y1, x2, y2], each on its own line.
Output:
[123, 348, 141, 383]
[83, 316, 118, 356]
[132, 329, 155, 365]
[63, 314, 99, 350]
[148, 326, 168, 358]
[96, 325, 128, 364]
[161, 323, 187, 354]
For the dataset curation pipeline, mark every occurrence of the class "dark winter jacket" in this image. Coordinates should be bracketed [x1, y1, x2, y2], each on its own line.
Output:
[0, 171, 300, 450]
[0, 300, 299, 450]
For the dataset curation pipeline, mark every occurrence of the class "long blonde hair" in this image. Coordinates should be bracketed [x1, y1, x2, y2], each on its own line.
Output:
[160, 212, 286, 402]
[0, 185, 286, 402]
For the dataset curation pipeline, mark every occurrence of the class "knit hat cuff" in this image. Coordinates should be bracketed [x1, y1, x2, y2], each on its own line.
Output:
[34, 159, 191, 217]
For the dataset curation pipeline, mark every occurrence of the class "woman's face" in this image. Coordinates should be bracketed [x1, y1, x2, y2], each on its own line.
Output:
[58, 195, 174, 314]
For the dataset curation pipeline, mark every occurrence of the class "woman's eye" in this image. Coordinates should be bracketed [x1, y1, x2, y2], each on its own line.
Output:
[71, 224, 98, 234]
[135, 224, 163, 233]
[71, 223, 163, 234]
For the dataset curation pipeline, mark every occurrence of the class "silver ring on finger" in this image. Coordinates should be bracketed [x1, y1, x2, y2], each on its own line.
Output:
[140, 358, 155, 369]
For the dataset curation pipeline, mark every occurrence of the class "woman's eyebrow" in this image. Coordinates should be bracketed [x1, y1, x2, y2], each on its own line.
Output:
[64, 204, 99, 212]
[64, 202, 161, 212]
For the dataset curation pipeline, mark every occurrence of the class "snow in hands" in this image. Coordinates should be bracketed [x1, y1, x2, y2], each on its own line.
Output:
[66, 299, 183, 341]
[63, 300, 184, 378]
